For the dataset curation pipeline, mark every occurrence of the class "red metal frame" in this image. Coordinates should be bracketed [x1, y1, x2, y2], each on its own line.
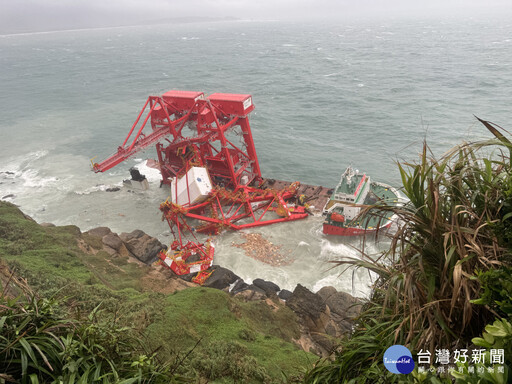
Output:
[93, 91, 262, 189]
[160, 183, 308, 236]
[93, 91, 309, 280]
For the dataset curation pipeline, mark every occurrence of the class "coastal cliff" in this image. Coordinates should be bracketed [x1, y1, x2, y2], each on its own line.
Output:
[0, 200, 360, 382]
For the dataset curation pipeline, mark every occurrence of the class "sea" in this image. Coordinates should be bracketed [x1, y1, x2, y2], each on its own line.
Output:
[1, 14, 512, 296]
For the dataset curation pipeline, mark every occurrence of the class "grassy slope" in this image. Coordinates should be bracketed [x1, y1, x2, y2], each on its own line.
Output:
[0, 201, 314, 382]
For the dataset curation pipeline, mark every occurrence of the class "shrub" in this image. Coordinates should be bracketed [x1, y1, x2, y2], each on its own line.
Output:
[305, 118, 512, 382]
[0, 272, 185, 383]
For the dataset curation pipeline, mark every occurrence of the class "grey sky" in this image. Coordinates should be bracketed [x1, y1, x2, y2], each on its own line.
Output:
[1, 0, 510, 34]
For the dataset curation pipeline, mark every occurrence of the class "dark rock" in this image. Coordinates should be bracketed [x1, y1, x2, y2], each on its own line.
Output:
[102, 233, 123, 251]
[86, 227, 112, 238]
[325, 322, 338, 337]
[130, 167, 146, 182]
[179, 272, 197, 282]
[247, 284, 270, 297]
[311, 333, 336, 354]
[203, 266, 240, 290]
[120, 230, 165, 264]
[234, 285, 266, 301]
[287, 284, 327, 324]
[120, 229, 145, 241]
[230, 278, 249, 294]
[252, 278, 280, 296]
[286, 284, 330, 335]
[278, 289, 293, 301]
[2, 194, 15, 199]
[316, 286, 337, 302]
[106, 187, 121, 192]
[324, 291, 362, 323]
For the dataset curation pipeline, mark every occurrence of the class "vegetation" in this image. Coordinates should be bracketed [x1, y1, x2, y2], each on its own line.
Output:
[0, 274, 183, 383]
[0, 201, 314, 383]
[304, 118, 512, 383]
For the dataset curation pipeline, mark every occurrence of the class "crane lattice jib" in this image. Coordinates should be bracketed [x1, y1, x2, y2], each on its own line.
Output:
[93, 91, 262, 189]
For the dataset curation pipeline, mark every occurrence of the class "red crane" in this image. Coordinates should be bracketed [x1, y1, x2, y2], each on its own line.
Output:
[93, 91, 308, 283]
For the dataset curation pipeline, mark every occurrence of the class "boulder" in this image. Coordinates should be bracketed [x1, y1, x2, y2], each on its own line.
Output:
[234, 285, 266, 301]
[204, 266, 240, 290]
[278, 289, 293, 301]
[323, 291, 362, 334]
[316, 286, 337, 302]
[86, 227, 112, 238]
[252, 278, 280, 296]
[286, 284, 330, 334]
[120, 230, 165, 264]
[311, 333, 337, 355]
[324, 291, 362, 320]
[230, 278, 249, 294]
[120, 229, 145, 240]
[102, 232, 123, 251]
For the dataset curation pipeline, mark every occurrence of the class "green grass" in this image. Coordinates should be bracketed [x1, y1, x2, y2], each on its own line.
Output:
[146, 287, 312, 381]
[0, 201, 314, 382]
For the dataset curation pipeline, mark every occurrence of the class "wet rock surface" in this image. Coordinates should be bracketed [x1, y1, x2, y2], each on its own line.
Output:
[120, 230, 166, 264]
[285, 284, 362, 356]
[86, 227, 165, 264]
[203, 266, 240, 290]
[86, 226, 112, 238]
[234, 285, 267, 301]
[230, 279, 249, 294]
[252, 278, 280, 295]
[102, 232, 123, 251]
[278, 289, 293, 301]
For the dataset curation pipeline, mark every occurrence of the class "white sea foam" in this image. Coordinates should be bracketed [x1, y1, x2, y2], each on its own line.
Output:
[21, 169, 58, 188]
[132, 160, 162, 183]
[0, 151, 55, 190]
[74, 182, 123, 195]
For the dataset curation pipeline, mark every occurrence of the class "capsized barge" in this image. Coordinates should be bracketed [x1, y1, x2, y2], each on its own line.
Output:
[322, 166, 401, 236]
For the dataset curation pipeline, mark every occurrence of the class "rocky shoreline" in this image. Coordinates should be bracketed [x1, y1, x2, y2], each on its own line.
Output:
[78, 225, 362, 356]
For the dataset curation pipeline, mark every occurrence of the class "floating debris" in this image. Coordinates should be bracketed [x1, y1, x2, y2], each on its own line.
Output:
[232, 233, 293, 267]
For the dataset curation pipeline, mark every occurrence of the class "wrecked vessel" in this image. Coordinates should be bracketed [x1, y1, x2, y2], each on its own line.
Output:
[322, 166, 401, 236]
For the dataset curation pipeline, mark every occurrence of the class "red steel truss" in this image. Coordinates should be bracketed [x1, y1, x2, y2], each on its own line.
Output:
[93, 91, 262, 188]
[93, 90, 309, 281]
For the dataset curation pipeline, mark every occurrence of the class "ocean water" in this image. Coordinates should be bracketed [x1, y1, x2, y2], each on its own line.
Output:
[1, 16, 512, 296]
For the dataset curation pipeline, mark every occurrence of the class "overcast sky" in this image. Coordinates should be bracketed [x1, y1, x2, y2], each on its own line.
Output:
[1, 0, 511, 34]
